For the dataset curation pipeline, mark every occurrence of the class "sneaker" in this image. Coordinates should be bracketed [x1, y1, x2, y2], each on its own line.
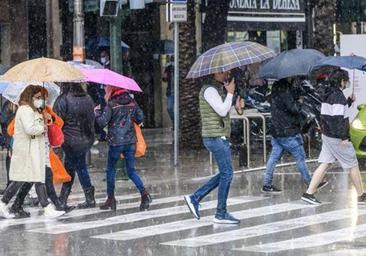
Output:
[358, 193, 366, 205]
[0, 201, 14, 219]
[261, 185, 282, 194]
[301, 193, 321, 205]
[213, 212, 240, 224]
[43, 204, 65, 218]
[184, 195, 200, 220]
[317, 181, 329, 191]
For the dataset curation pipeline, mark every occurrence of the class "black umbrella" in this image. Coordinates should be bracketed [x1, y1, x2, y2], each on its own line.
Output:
[258, 49, 325, 80]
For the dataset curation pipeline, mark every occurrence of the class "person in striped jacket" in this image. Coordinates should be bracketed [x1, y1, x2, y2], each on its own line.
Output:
[302, 69, 366, 205]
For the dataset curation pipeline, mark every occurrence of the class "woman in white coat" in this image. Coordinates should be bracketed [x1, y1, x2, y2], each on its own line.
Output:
[0, 85, 65, 218]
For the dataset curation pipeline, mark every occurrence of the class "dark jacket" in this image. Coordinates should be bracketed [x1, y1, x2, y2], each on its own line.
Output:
[53, 93, 95, 153]
[0, 101, 16, 148]
[271, 80, 302, 138]
[320, 86, 351, 140]
[95, 91, 144, 146]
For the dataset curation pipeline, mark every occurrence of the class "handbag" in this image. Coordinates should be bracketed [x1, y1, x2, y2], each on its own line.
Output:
[48, 123, 64, 147]
[134, 123, 147, 157]
[50, 149, 71, 184]
[120, 123, 147, 158]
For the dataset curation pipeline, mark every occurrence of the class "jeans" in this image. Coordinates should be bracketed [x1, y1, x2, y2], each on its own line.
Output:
[167, 95, 174, 124]
[62, 149, 92, 191]
[191, 137, 233, 218]
[106, 144, 145, 196]
[264, 134, 311, 186]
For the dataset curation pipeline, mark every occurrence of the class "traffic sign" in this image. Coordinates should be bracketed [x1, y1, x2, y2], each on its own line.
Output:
[166, 0, 187, 22]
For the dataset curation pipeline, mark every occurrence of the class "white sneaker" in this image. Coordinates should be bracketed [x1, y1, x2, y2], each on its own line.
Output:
[0, 201, 14, 219]
[43, 204, 65, 218]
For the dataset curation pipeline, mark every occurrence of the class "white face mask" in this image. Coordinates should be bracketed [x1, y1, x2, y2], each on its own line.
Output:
[33, 99, 45, 109]
[100, 57, 107, 64]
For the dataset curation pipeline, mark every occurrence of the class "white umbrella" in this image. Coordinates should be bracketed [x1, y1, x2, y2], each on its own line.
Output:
[2, 81, 60, 106]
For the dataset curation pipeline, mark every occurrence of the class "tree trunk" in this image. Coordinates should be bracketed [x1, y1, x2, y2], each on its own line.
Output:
[312, 0, 336, 55]
[202, 0, 231, 51]
[179, 0, 201, 149]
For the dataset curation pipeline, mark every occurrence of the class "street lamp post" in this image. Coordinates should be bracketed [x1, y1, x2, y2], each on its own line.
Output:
[73, 0, 85, 62]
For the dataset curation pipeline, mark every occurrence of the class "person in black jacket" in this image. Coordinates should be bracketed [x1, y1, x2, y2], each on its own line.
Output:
[262, 79, 327, 193]
[53, 83, 96, 209]
[95, 86, 151, 211]
[302, 69, 366, 205]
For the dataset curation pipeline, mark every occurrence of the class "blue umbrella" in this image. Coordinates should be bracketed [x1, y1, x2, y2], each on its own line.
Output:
[258, 49, 325, 80]
[311, 55, 366, 71]
[86, 36, 129, 50]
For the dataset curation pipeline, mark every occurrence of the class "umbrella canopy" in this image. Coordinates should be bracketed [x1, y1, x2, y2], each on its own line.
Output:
[311, 55, 366, 72]
[1, 57, 84, 83]
[67, 59, 103, 69]
[187, 41, 276, 79]
[2, 81, 60, 106]
[257, 49, 325, 80]
[86, 36, 130, 50]
[80, 68, 142, 92]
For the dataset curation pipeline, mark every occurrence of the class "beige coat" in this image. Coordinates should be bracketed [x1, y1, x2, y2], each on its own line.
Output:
[9, 105, 46, 183]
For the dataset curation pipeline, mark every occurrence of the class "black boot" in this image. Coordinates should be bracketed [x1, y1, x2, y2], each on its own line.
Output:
[59, 185, 75, 212]
[100, 194, 116, 211]
[140, 190, 152, 211]
[78, 186, 96, 209]
[9, 203, 30, 219]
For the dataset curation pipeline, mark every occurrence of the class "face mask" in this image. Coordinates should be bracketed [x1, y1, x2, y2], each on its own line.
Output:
[33, 99, 45, 109]
[100, 57, 106, 64]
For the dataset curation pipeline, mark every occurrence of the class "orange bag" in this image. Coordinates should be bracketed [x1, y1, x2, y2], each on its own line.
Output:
[120, 123, 147, 159]
[50, 149, 71, 184]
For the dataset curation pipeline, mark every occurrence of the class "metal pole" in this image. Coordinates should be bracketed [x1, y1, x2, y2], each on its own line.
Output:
[73, 0, 85, 62]
[110, 12, 122, 73]
[174, 22, 179, 166]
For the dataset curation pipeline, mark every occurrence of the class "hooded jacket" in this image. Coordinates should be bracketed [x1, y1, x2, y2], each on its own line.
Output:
[95, 91, 144, 146]
[271, 79, 302, 138]
[320, 85, 351, 140]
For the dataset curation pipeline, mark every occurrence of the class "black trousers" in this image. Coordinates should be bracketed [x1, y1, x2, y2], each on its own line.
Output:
[2, 181, 49, 208]
[7, 167, 59, 209]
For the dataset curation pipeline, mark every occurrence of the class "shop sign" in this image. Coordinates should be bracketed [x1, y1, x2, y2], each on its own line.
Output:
[229, 0, 303, 12]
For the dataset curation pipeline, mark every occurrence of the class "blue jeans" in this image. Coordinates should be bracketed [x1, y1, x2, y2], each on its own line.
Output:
[63, 150, 92, 190]
[264, 134, 311, 186]
[106, 144, 145, 196]
[167, 95, 174, 124]
[191, 137, 233, 218]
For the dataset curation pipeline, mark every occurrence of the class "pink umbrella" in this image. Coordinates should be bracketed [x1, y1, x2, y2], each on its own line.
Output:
[80, 68, 142, 92]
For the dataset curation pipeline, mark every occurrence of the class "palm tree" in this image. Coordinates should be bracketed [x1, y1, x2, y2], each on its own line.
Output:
[178, 0, 202, 149]
[312, 0, 336, 55]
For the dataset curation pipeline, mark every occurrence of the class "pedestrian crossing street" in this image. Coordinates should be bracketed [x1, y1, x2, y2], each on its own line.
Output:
[2, 191, 366, 254]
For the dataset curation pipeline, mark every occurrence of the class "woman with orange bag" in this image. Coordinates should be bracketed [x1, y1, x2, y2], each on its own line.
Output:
[7, 88, 72, 218]
[95, 86, 151, 211]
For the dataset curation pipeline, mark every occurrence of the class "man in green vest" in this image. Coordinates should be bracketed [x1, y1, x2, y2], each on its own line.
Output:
[184, 70, 244, 224]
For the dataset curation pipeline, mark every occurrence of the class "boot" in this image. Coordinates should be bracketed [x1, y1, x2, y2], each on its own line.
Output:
[59, 185, 75, 212]
[100, 194, 116, 211]
[9, 200, 30, 219]
[54, 198, 75, 213]
[140, 190, 152, 211]
[77, 186, 96, 209]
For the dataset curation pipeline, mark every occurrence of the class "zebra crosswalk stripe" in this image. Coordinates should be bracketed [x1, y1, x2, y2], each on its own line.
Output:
[235, 222, 366, 253]
[161, 208, 366, 247]
[93, 201, 318, 242]
[27, 196, 262, 234]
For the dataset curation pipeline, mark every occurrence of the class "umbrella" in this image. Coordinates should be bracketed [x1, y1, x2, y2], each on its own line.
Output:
[2, 81, 60, 106]
[257, 49, 325, 80]
[86, 36, 130, 50]
[1, 57, 84, 83]
[310, 55, 366, 71]
[187, 41, 276, 79]
[80, 68, 142, 92]
[67, 59, 103, 69]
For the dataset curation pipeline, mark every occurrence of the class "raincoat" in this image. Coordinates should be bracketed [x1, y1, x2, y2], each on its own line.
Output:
[7, 106, 71, 184]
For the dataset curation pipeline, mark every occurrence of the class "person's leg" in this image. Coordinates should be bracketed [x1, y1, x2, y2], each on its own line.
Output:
[263, 138, 284, 187]
[1, 181, 24, 204]
[286, 135, 312, 185]
[74, 151, 95, 208]
[306, 163, 330, 194]
[59, 150, 76, 207]
[100, 145, 122, 210]
[167, 95, 174, 124]
[45, 167, 60, 206]
[349, 165, 364, 196]
[34, 183, 49, 208]
[10, 182, 33, 217]
[5, 152, 10, 187]
[123, 144, 151, 211]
